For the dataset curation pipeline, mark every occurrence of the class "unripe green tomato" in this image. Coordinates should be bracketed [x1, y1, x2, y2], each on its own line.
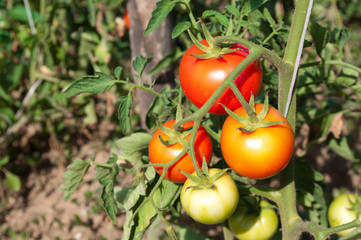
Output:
[180, 168, 239, 225]
[328, 193, 361, 237]
[228, 197, 278, 240]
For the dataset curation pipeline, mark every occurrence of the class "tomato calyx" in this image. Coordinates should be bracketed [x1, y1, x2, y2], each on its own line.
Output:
[187, 20, 239, 59]
[154, 116, 192, 147]
[223, 94, 284, 133]
[179, 159, 229, 191]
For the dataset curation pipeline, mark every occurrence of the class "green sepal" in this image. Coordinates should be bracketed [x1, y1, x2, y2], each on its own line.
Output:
[201, 156, 209, 177]
[155, 115, 174, 136]
[222, 104, 248, 123]
[257, 93, 270, 120]
[178, 169, 200, 184]
[200, 19, 216, 49]
[208, 168, 229, 184]
[187, 28, 209, 53]
[237, 120, 285, 133]
[158, 135, 178, 146]
[225, 15, 234, 36]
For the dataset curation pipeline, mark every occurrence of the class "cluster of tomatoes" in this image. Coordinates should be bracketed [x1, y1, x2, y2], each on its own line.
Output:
[148, 38, 295, 239]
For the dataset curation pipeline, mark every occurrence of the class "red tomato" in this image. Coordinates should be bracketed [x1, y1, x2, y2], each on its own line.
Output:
[124, 9, 130, 29]
[148, 120, 213, 183]
[220, 104, 294, 179]
[179, 40, 262, 115]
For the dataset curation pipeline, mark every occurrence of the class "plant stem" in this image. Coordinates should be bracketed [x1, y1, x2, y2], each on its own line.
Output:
[179, 0, 202, 40]
[276, 0, 314, 239]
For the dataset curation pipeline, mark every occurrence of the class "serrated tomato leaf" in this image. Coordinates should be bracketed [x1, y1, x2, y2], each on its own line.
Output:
[133, 56, 153, 78]
[144, 0, 176, 36]
[116, 132, 152, 163]
[241, 0, 271, 16]
[172, 21, 191, 39]
[118, 93, 133, 134]
[63, 72, 117, 97]
[59, 159, 91, 200]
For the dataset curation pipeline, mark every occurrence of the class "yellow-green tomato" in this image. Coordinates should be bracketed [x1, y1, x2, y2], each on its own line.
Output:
[228, 197, 278, 240]
[180, 168, 239, 225]
[328, 193, 361, 237]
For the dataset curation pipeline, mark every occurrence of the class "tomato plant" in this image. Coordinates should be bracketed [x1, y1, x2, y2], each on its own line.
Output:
[148, 120, 213, 183]
[179, 39, 262, 115]
[328, 193, 361, 237]
[228, 197, 279, 240]
[180, 168, 239, 224]
[220, 103, 294, 179]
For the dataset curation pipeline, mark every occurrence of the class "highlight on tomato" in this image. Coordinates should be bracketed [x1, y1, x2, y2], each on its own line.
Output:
[220, 103, 294, 179]
[228, 196, 279, 240]
[328, 193, 361, 237]
[180, 168, 239, 225]
[148, 120, 212, 183]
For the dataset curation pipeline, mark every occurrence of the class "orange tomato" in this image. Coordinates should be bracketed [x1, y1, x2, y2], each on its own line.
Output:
[148, 120, 213, 183]
[220, 104, 294, 179]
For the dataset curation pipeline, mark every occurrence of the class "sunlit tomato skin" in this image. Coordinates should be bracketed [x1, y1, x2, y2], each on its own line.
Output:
[328, 193, 361, 237]
[148, 120, 212, 183]
[228, 197, 279, 240]
[179, 39, 262, 115]
[220, 104, 294, 179]
[180, 168, 239, 224]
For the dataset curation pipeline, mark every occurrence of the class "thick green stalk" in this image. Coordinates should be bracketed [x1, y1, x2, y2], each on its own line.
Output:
[277, 0, 313, 239]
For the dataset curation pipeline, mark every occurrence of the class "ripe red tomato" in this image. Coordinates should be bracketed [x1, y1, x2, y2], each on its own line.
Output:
[124, 9, 130, 29]
[220, 104, 294, 179]
[148, 120, 213, 183]
[179, 39, 262, 115]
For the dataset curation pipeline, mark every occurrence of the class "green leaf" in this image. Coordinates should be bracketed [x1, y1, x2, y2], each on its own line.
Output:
[330, 28, 351, 49]
[0, 85, 10, 101]
[329, 135, 357, 162]
[96, 155, 119, 224]
[83, 100, 97, 126]
[114, 66, 123, 80]
[0, 156, 9, 168]
[145, 85, 172, 131]
[132, 185, 165, 240]
[8, 5, 45, 23]
[0, 107, 15, 125]
[59, 159, 91, 200]
[4, 170, 21, 191]
[241, 0, 271, 16]
[225, 5, 240, 18]
[118, 93, 133, 134]
[63, 72, 117, 97]
[263, 7, 276, 27]
[215, 14, 229, 28]
[122, 210, 135, 240]
[144, 0, 176, 36]
[310, 22, 328, 57]
[172, 21, 192, 39]
[159, 180, 181, 209]
[116, 132, 152, 163]
[133, 56, 153, 78]
[173, 224, 211, 240]
[86, 0, 96, 26]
